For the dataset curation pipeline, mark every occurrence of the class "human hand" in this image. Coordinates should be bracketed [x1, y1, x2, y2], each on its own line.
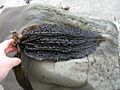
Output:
[0, 39, 21, 81]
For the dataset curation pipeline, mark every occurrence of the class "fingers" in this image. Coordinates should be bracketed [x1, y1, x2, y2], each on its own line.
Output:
[0, 39, 14, 49]
[5, 47, 17, 54]
[0, 39, 21, 67]
[0, 39, 21, 81]
[0, 39, 15, 56]
[1, 39, 14, 48]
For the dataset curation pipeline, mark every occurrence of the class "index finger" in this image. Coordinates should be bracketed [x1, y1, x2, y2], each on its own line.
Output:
[0, 39, 15, 49]
[0, 39, 15, 56]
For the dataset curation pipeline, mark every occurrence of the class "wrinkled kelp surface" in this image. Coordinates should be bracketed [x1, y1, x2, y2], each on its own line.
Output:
[19, 24, 105, 61]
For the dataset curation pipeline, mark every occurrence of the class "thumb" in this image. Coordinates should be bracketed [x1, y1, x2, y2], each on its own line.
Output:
[5, 57, 21, 69]
[0, 57, 21, 81]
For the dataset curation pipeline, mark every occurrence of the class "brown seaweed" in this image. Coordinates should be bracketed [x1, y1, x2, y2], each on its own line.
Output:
[18, 24, 105, 62]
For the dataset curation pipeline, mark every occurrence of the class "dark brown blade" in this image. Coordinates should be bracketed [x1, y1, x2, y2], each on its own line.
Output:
[19, 24, 105, 62]
[13, 53, 33, 90]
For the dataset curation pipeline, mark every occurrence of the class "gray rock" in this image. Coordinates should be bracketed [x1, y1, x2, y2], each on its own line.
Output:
[0, 2, 119, 90]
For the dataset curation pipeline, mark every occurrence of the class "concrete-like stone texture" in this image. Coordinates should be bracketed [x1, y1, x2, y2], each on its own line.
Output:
[0, 0, 120, 90]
